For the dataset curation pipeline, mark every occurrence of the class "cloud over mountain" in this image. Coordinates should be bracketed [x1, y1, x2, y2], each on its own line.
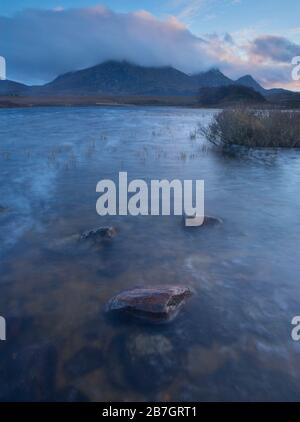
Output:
[0, 5, 299, 89]
[0, 6, 215, 83]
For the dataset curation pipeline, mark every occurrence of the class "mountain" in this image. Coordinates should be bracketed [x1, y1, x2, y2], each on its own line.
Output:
[235, 75, 266, 94]
[41, 61, 266, 96]
[198, 85, 266, 106]
[41, 61, 236, 95]
[192, 68, 233, 87]
[0, 80, 29, 95]
[0, 60, 295, 102]
[41, 60, 196, 96]
[266, 90, 300, 107]
[235, 75, 293, 98]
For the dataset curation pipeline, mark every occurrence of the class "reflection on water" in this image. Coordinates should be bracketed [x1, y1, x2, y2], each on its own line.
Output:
[1, 106, 300, 401]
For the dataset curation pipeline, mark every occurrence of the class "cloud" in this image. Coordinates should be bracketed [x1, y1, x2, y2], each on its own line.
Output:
[170, 0, 241, 25]
[203, 31, 300, 89]
[174, 0, 207, 23]
[0, 6, 215, 84]
[249, 35, 300, 63]
[0, 5, 299, 90]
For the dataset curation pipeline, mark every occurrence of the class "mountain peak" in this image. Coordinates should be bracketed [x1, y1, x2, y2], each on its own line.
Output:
[192, 67, 222, 76]
[235, 74, 265, 94]
[207, 68, 223, 74]
[237, 74, 257, 83]
[192, 68, 233, 87]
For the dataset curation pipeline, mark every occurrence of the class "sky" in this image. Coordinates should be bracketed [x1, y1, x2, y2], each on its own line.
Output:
[0, 0, 300, 90]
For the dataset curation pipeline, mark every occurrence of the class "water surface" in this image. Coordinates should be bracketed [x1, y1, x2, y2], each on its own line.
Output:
[1, 106, 300, 401]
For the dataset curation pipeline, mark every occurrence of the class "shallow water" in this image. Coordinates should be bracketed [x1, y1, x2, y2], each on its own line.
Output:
[1, 106, 300, 402]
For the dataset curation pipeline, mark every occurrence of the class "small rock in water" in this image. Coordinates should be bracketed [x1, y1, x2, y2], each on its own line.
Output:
[105, 285, 192, 323]
[49, 227, 116, 252]
[80, 226, 117, 242]
[184, 213, 223, 227]
[203, 215, 223, 226]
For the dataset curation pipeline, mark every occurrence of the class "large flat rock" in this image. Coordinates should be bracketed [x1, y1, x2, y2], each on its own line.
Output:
[105, 286, 192, 323]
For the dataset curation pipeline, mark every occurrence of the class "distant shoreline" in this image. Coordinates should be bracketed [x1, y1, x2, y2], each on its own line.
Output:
[0, 95, 201, 109]
[0, 95, 298, 110]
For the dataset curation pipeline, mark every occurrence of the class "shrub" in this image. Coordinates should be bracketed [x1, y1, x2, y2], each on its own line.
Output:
[201, 108, 300, 148]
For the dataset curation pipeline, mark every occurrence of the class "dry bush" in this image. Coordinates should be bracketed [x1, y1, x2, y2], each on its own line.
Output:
[201, 109, 300, 148]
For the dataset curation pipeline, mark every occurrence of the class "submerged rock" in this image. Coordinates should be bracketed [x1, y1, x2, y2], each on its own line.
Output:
[105, 286, 192, 323]
[0, 342, 57, 401]
[48, 227, 117, 253]
[80, 226, 117, 242]
[184, 213, 223, 227]
[186, 344, 232, 378]
[123, 333, 178, 391]
[64, 347, 103, 379]
[54, 386, 89, 402]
